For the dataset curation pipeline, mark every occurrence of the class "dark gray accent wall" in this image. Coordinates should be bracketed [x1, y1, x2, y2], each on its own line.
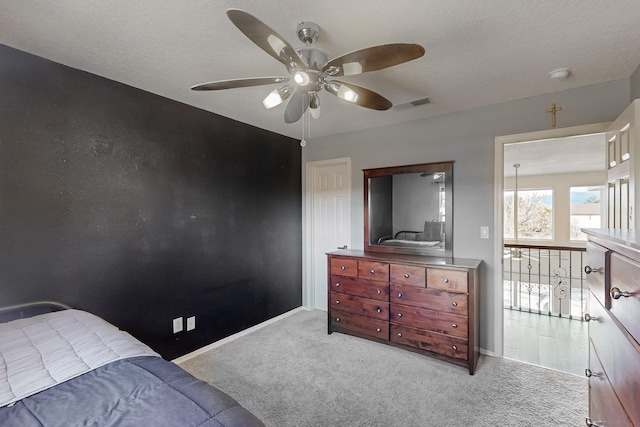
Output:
[368, 175, 393, 243]
[0, 45, 302, 360]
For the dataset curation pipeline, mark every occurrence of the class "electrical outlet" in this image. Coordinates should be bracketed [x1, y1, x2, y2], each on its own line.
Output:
[172, 317, 183, 334]
[186, 316, 195, 331]
[480, 226, 489, 239]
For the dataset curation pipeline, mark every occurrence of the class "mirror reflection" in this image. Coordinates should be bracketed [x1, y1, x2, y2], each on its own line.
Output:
[364, 162, 453, 257]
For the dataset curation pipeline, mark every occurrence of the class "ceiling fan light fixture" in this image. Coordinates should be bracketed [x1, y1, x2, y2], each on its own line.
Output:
[342, 62, 363, 76]
[548, 68, 570, 80]
[338, 85, 358, 102]
[263, 86, 293, 109]
[293, 71, 310, 86]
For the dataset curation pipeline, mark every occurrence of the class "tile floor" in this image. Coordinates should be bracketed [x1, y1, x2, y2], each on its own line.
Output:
[503, 308, 588, 377]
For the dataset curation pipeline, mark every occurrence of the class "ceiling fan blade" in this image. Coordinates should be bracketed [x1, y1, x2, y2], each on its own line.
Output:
[323, 44, 425, 76]
[324, 80, 392, 110]
[309, 93, 320, 119]
[284, 91, 308, 123]
[226, 9, 307, 71]
[191, 77, 288, 91]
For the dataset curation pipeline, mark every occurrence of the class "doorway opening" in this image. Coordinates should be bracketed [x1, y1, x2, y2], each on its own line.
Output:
[495, 125, 608, 375]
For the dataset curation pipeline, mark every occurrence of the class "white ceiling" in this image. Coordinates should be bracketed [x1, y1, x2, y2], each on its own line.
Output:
[2, 1, 640, 139]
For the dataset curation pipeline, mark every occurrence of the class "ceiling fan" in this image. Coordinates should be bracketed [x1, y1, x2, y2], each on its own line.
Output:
[191, 9, 425, 124]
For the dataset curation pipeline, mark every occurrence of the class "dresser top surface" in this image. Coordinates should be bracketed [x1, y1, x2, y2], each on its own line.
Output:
[583, 228, 640, 254]
[327, 249, 482, 269]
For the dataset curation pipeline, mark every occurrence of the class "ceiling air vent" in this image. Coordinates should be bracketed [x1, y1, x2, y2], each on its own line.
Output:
[409, 97, 431, 107]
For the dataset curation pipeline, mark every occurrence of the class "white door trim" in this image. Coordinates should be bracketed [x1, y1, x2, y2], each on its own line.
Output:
[493, 122, 610, 357]
[303, 157, 352, 309]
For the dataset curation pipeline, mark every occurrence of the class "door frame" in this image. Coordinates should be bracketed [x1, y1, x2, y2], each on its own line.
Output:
[303, 157, 352, 309]
[493, 122, 610, 357]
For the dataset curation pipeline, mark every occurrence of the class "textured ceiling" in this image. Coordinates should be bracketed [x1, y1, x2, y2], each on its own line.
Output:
[1, 0, 640, 139]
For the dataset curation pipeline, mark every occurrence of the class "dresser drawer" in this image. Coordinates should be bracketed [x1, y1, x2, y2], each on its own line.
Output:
[390, 324, 468, 360]
[330, 258, 358, 278]
[330, 291, 389, 321]
[329, 276, 389, 302]
[610, 252, 640, 344]
[427, 268, 468, 293]
[588, 292, 640, 424]
[585, 242, 609, 309]
[390, 284, 468, 315]
[358, 261, 389, 282]
[390, 304, 467, 338]
[390, 264, 425, 287]
[588, 341, 633, 427]
[330, 310, 389, 340]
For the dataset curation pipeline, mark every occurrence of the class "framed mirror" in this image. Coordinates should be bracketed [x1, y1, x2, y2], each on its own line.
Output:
[364, 161, 453, 257]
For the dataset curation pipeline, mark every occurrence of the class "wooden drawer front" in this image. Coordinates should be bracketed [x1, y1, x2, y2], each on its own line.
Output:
[390, 324, 468, 360]
[427, 268, 468, 293]
[330, 258, 358, 278]
[331, 292, 389, 321]
[329, 276, 389, 302]
[610, 252, 640, 344]
[358, 261, 389, 282]
[588, 342, 633, 427]
[588, 292, 640, 424]
[585, 242, 609, 309]
[331, 309, 389, 340]
[390, 264, 425, 287]
[390, 304, 467, 338]
[390, 284, 468, 316]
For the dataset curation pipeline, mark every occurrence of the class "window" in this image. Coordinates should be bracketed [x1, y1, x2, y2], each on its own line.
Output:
[504, 189, 553, 240]
[570, 186, 602, 241]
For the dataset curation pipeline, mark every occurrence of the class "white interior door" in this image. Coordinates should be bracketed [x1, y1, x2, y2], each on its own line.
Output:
[306, 158, 351, 311]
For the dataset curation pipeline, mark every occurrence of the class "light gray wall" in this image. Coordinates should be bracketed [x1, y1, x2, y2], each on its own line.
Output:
[632, 63, 640, 101]
[302, 78, 630, 354]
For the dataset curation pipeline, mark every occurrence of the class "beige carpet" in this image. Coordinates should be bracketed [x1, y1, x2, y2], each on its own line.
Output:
[179, 309, 588, 427]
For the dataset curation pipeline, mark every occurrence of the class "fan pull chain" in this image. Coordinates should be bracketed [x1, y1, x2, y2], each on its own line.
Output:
[300, 93, 307, 147]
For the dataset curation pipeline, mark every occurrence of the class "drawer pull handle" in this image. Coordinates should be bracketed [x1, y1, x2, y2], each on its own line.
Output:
[584, 265, 596, 274]
[397, 333, 402, 337]
[376, 307, 382, 313]
[341, 266, 346, 270]
[376, 328, 382, 332]
[335, 282, 340, 287]
[397, 313, 403, 317]
[452, 345, 457, 351]
[584, 368, 600, 378]
[370, 269, 376, 275]
[335, 317, 340, 322]
[584, 313, 598, 322]
[376, 289, 381, 294]
[585, 418, 603, 427]
[404, 273, 410, 278]
[398, 292, 403, 298]
[610, 287, 631, 300]
[443, 278, 449, 283]
[452, 323, 457, 328]
[335, 300, 340, 304]
[451, 301, 458, 307]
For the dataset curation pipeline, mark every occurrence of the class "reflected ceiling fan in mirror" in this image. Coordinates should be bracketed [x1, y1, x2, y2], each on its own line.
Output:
[191, 9, 425, 127]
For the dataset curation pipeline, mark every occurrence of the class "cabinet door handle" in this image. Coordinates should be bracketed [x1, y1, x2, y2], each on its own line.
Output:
[610, 287, 631, 299]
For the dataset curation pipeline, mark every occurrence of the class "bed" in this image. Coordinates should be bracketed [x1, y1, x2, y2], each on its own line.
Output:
[0, 302, 264, 427]
[378, 220, 444, 248]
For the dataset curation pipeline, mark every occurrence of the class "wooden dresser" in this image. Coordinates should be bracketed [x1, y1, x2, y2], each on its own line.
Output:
[583, 229, 640, 426]
[327, 249, 481, 374]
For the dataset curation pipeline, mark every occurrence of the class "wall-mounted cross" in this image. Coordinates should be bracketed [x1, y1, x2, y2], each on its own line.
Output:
[546, 103, 562, 128]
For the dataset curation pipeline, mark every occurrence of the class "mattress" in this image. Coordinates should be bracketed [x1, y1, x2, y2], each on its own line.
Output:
[0, 308, 264, 427]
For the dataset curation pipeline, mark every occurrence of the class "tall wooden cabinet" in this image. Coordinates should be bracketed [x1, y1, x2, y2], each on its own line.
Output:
[327, 249, 481, 374]
[583, 229, 640, 426]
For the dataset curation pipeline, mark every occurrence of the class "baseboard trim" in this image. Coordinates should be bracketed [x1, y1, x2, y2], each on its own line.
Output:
[480, 348, 496, 357]
[172, 306, 309, 365]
